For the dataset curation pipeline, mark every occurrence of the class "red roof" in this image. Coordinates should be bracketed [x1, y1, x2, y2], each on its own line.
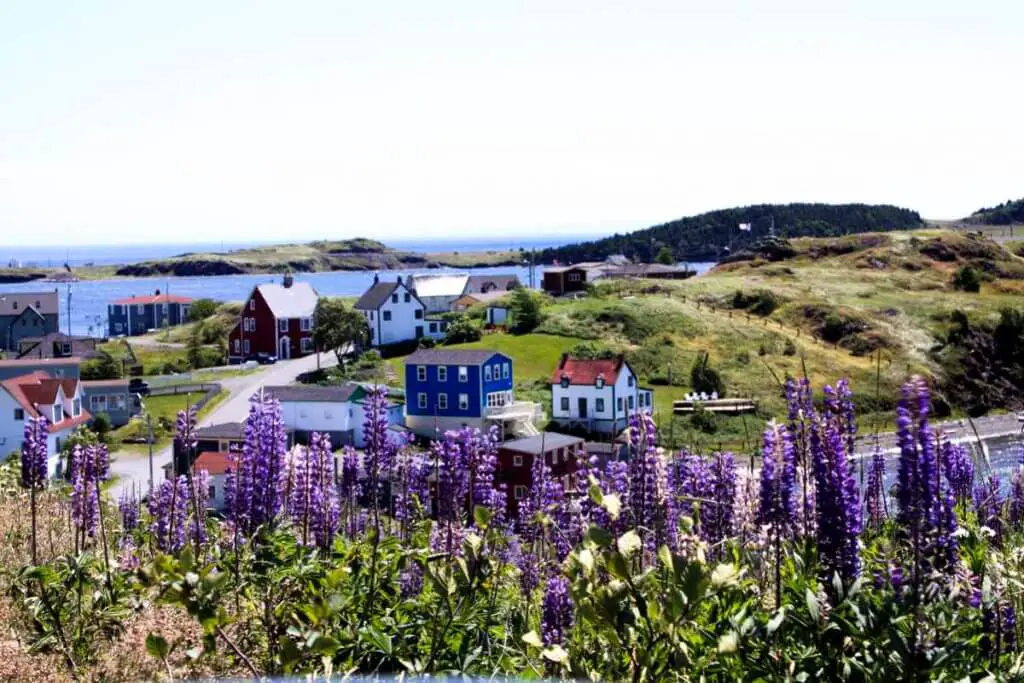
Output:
[193, 451, 233, 475]
[551, 354, 626, 385]
[112, 293, 193, 305]
[0, 372, 91, 432]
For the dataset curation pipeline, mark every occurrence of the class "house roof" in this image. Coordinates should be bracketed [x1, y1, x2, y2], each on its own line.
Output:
[353, 280, 400, 310]
[193, 451, 233, 475]
[498, 432, 584, 455]
[263, 383, 363, 403]
[466, 274, 520, 293]
[82, 379, 130, 388]
[0, 356, 83, 369]
[17, 333, 101, 360]
[256, 281, 318, 318]
[0, 291, 59, 316]
[112, 291, 193, 305]
[455, 291, 512, 306]
[404, 349, 503, 366]
[194, 422, 247, 440]
[551, 354, 628, 385]
[0, 372, 90, 432]
[407, 273, 469, 298]
[604, 263, 691, 276]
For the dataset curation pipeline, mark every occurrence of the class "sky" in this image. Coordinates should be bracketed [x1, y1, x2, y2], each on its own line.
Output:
[1, 1, 1022, 246]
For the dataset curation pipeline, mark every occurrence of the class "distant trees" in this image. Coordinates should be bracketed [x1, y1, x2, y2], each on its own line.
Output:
[968, 198, 1024, 225]
[313, 298, 369, 367]
[656, 246, 675, 265]
[539, 203, 923, 263]
[509, 288, 543, 334]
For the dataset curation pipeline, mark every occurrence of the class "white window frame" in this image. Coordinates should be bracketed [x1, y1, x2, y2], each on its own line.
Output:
[391, 293, 399, 304]
[617, 397, 624, 412]
[418, 393, 427, 409]
[60, 342, 72, 355]
[136, 304, 145, 314]
[513, 455, 524, 467]
[503, 363, 510, 379]
[301, 338, 313, 353]
[300, 317, 312, 331]
[458, 393, 469, 410]
[72, 398, 81, 417]
[278, 318, 288, 333]
[243, 339, 251, 354]
[596, 398, 605, 413]
[234, 339, 240, 353]
[417, 366, 426, 382]
[458, 366, 468, 382]
[438, 366, 447, 382]
[90, 395, 107, 412]
[514, 485, 527, 500]
[560, 397, 569, 411]
[628, 375, 635, 387]
[13, 408, 25, 421]
[438, 393, 448, 410]
[249, 300, 255, 311]
[484, 365, 492, 381]
[628, 395, 635, 410]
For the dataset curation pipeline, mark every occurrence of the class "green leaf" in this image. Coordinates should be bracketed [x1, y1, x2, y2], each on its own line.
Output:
[542, 644, 570, 664]
[657, 545, 674, 573]
[588, 483, 604, 505]
[145, 633, 170, 660]
[311, 635, 341, 655]
[617, 530, 642, 557]
[717, 631, 739, 654]
[473, 505, 492, 528]
[522, 630, 544, 649]
[586, 525, 613, 548]
[806, 588, 820, 623]
[607, 552, 630, 579]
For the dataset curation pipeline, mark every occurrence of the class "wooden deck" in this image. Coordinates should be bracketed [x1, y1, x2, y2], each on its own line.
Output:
[673, 398, 757, 414]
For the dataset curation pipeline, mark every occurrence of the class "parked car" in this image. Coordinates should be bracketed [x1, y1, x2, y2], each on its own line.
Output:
[247, 352, 278, 365]
[129, 378, 150, 396]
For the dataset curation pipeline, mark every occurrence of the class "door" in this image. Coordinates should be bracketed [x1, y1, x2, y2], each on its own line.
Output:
[415, 325, 424, 338]
[578, 397, 588, 418]
[279, 336, 291, 359]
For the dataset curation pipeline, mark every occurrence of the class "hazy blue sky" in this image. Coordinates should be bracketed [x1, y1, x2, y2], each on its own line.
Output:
[1, 1, 1021, 246]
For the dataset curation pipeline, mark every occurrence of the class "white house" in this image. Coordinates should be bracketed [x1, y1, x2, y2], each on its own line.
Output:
[406, 273, 470, 314]
[264, 383, 405, 448]
[0, 371, 92, 476]
[354, 275, 447, 347]
[192, 452, 231, 512]
[549, 354, 653, 435]
[451, 290, 511, 326]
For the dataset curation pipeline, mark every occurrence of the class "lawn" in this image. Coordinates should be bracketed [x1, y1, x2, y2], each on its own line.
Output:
[110, 388, 229, 448]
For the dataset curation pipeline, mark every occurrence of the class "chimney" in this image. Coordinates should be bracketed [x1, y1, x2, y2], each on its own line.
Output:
[155, 289, 161, 296]
[283, 273, 294, 288]
[397, 275, 402, 284]
[373, 273, 379, 284]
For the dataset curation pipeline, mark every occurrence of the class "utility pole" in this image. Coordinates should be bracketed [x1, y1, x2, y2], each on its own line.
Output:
[143, 398, 154, 496]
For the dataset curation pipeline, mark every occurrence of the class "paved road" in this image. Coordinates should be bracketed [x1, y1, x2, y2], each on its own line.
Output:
[109, 352, 337, 499]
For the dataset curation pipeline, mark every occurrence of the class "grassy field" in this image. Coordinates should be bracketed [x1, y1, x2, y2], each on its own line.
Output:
[110, 388, 229, 448]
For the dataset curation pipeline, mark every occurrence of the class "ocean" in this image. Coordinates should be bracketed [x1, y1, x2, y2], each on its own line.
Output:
[0, 261, 717, 339]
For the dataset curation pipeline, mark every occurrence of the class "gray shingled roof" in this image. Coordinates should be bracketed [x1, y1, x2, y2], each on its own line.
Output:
[263, 383, 362, 403]
[498, 432, 584, 455]
[195, 422, 247, 440]
[353, 281, 399, 310]
[404, 348, 501, 365]
[256, 281, 318, 318]
[466, 274, 520, 293]
[0, 291, 59, 316]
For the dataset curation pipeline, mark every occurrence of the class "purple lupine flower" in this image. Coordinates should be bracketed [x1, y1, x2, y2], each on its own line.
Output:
[811, 383, 862, 585]
[785, 378, 816, 530]
[627, 412, 666, 549]
[469, 427, 506, 525]
[704, 451, 737, 549]
[757, 421, 797, 534]
[192, 469, 210, 546]
[433, 433, 468, 526]
[175, 406, 198, 454]
[541, 575, 574, 646]
[148, 475, 190, 553]
[429, 519, 465, 557]
[1009, 466, 1024, 529]
[940, 440, 975, 504]
[394, 453, 429, 526]
[71, 444, 107, 540]
[119, 490, 140, 533]
[519, 551, 540, 594]
[288, 434, 339, 548]
[517, 440, 565, 549]
[599, 459, 631, 536]
[974, 475, 1004, 547]
[20, 415, 49, 489]
[982, 599, 1018, 655]
[118, 535, 140, 571]
[361, 385, 396, 518]
[226, 392, 288, 536]
[865, 447, 887, 529]
[399, 562, 423, 599]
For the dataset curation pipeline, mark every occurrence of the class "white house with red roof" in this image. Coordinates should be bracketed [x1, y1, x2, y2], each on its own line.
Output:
[192, 451, 232, 511]
[0, 371, 91, 475]
[228, 275, 318, 362]
[550, 353, 653, 435]
[108, 289, 193, 336]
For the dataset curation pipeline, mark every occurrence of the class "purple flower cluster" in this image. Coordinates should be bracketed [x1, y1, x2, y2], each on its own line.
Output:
[338, 446, 364, 537]
[599, 459, 631, 536]
[941, 440, 975, 504]
[119, 490, 140, 533]
[70, 444, 109, 540]
[982, 600, 1017, 655]
[627, 413, 666, 549]
[361, 386, 396, 516]
[394, 453, 430, 530]
[541, 575, 574, 646]
[175, 406, 198, 454]
[973, 475, 1004, 547]
[704, 452, 737, 548]
[20, 415, 49, 490]
[399, 561, 423, 599]
[865, 448, 887, 529]
[757, 422, 797, 535]
[225, 392, 288, 536]
[1010, 463, 1024, 529]
[287, 432, 340, 549]
[149, 475, 190, 553]
[785, 379, 817, 530]
[191, 469, 211, 546]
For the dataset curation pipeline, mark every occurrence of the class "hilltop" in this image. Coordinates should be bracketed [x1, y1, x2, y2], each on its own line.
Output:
[965, 197, 1024, 225]
[539, 203, 922, 263]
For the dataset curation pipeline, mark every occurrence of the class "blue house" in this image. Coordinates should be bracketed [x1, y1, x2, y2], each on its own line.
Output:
[108, 290, 193, 337]
[403, 348, 522, 438]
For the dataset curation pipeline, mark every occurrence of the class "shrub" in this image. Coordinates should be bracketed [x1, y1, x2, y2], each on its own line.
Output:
[731, 289, 780, 317]
[509, 288, 543, 333]
[783, 338, 797, 356]
[689, 405, 718, 434]
[690, 351, 725, 397]
[569, 341, 616, 360]
[91, 413, 112, 443]
[443, 316, 482, 344]
[952, 265, 981, 292]
[81, 353, 122, 380]
[187, 298, 219, 322]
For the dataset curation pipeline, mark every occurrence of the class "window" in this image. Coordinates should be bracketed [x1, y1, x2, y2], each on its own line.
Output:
[484, 365, 492, 381]
[243, 340, 251, 354]
[418, 393, 427, 409]
[300, 317, 312, 331]
[628, 375, 635, 387]
[596, 376, 604, 388]
[249, 300, 255, 311]
[458, 366, 468, 382]
[60, 343, 71, 355]
[11, 301, 16, 309]
[14, 408, 24, 420]
[301, 338, 313, 353]
[249, 317, 256, 331]
[560, 375, 569, 388]
[182, 305, 190, 319]
[617, 397, 624, 412]
[115, 323, 123, 333]
[279, 319, 288, 332]
[391, 293, 399, 304]
[404, 293, 410, 303]
[234, 339, 240, 353]
[628, 396, 634, 410]
[568, 272, 581, 282]
[242, 318, 248, 332]
[560, 397, 569, 411]
[369, 310, 374, 320]
[438, 393, 448, 410]
[208, 485, 216, 499]
[53, 404, 63, 423]
[438, 366, 447, 382]
[513, 455, 524, 467]
[136, 304, 145, 314]
[414, 309, 423, 319]
[503, 363, 510, 379]
[72, 398, 81, 417]
[110, 395, 127, 411]
[596, 398, 605, 413]
[458, 394, 469, 410]
[514, 485, 527, 500]
[381, 310, 391, 322]
[429, 322, 437, 333]
[416, 366, 426, 382]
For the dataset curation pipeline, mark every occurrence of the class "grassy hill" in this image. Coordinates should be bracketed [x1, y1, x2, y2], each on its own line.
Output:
[539, 203, 922, 263]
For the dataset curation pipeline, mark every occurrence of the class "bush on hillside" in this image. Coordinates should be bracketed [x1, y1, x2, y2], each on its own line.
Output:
[569, 341, 617, 360]
[509, 288, 543, 333]
[443, 316, 482, 345]
[187, 298, 220, 322]
[690, 351, 725, 397]
[952, 265, 982, 292]
[731, 289, 781, 317]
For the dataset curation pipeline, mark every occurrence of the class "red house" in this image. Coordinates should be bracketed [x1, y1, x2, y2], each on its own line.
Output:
[496, 432, 585, 516]
[228, 275, 319, 362]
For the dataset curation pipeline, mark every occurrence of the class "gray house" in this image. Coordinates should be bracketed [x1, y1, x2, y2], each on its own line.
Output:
[81, 379, 143, 427]
[0, 291, 60, 351]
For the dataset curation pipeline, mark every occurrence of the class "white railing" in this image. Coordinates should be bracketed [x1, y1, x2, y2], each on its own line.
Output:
[485, 401, 543, 421]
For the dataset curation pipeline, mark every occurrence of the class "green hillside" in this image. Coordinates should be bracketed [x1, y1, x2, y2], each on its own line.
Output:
[966, 197, 1024, 225]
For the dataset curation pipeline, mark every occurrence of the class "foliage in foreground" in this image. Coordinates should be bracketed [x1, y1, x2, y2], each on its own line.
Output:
[5, 380, 1024, 680]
